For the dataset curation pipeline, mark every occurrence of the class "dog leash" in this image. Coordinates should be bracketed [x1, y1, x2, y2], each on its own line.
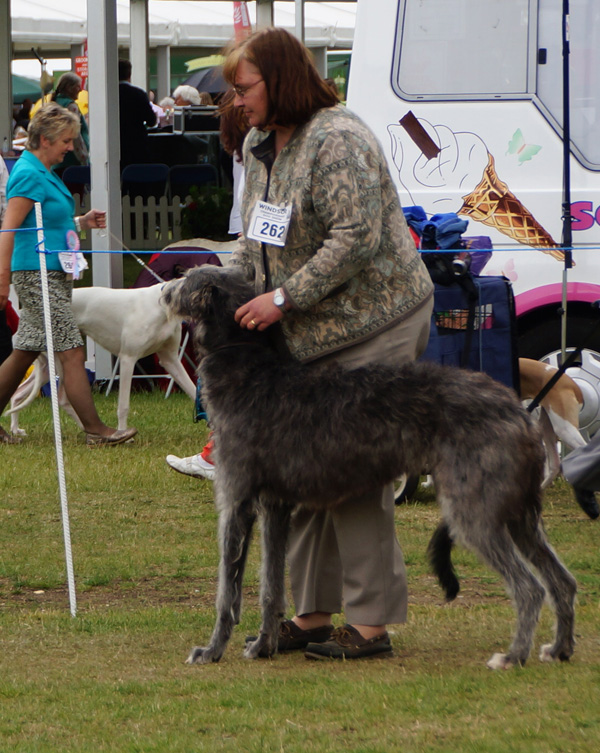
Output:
[97, 227, 166, 285]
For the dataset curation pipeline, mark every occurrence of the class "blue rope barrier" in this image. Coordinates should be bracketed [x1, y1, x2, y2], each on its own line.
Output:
[1, 224, 598, 255]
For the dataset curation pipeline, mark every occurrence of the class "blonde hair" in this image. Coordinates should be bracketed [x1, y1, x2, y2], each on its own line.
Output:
[26, 102, 80, 151]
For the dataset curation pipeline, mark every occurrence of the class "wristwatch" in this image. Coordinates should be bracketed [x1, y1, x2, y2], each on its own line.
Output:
[273, 287, 287, 312]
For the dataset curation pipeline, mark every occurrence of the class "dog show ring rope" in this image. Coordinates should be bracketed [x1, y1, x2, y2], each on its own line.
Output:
[34, 201, 77, 617]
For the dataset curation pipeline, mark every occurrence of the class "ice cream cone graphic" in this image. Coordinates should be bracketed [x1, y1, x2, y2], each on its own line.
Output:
[460, 153, 564, 261]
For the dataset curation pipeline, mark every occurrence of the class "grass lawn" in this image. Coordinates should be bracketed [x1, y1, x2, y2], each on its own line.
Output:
[1, 390, 599, 752]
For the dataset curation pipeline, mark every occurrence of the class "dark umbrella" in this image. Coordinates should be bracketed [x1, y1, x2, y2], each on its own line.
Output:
[182, 66, 228, 96]
[12, 74, 42, 104]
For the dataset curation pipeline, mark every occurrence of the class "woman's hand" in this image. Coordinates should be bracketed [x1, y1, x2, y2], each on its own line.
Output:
[235, 292, 284, 331]
[80, 209, 107, 231]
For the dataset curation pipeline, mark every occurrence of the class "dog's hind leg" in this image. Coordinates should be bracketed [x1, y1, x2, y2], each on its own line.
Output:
[508, 520, 577, 663]
[187, 497, 256, 665]
[452, 516, 546, 669]
[244, 503, 292, 659]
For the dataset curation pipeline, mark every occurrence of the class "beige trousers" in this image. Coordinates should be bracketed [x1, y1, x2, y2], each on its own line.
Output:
[287, 296, 433, 625]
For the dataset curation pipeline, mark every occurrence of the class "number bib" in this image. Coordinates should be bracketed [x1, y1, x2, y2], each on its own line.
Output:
[247, 200, 292, 247]
[58, 230, 88, 280]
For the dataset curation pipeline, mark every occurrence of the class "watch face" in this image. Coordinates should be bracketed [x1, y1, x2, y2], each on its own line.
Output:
[274, 289, 285, 307]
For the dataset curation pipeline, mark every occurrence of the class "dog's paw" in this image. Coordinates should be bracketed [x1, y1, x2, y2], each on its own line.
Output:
[12, 428, 27, 437]
[539, 643, 572, 663]
[486, 653, 514, 670]
[539, 644, 556, 663]
[185, 645, 221, 665]
[243, 637, 276, 660]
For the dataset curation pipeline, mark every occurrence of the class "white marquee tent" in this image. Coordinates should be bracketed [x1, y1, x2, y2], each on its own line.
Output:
[10, 1, 356, 55]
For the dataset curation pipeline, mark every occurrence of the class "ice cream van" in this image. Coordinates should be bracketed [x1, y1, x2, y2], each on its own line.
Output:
[347, 0, 600, 436]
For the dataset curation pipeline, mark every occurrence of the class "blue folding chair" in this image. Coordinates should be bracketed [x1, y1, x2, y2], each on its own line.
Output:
[121, 163, 169, 200]
[62, 165, 91, 196]
[168, 163, 218, 200]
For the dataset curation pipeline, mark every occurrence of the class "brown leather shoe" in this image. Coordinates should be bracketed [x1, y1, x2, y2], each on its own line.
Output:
[304, 624, 393, 660]
[245, 619, 334, 652]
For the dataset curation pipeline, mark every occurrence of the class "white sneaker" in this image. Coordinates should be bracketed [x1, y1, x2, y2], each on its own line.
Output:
[166, 453, 216, 480]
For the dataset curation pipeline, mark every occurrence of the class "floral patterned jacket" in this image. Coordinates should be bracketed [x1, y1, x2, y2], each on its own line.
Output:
[230, 105, 433, 362]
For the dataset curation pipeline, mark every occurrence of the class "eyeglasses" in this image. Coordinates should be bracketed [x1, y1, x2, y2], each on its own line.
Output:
[232, 79, 264, 98]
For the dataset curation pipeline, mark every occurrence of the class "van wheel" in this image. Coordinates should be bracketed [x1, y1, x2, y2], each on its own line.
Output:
[394, 474, 420, 504]
[518, 315, 600, 439]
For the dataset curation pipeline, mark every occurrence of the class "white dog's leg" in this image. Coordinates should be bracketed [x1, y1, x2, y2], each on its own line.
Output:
[9, 355, 49, 436]
[537, 409, 561, 489]
[115, 354, 137, 430]
[546, 407, 587, 450]
[155, 345, 197, 401]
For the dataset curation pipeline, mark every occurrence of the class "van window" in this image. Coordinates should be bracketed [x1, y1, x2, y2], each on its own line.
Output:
[392, 0, 600, 168]
[537, 0, 600, 167]
[393, 0, 531, 97]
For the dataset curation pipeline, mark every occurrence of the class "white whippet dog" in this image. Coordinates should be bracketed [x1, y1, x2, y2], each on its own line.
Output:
[7, 280, 196, 434]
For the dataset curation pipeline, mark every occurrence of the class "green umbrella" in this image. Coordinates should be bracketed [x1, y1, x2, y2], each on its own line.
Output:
[12, 74, 42, 105]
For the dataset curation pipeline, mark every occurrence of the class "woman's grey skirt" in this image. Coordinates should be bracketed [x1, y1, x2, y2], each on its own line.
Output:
[12, 270, 84, 352]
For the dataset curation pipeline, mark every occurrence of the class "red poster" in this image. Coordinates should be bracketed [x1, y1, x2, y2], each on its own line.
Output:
[233, 2, 252, 42]
[75, 57, 88, 88]
[76, 39, 88, 90]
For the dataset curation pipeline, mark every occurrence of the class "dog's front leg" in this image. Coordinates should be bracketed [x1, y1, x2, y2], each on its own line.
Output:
[114, 354, 137, 430]
[187, 497, 256, 665]
[244, 502, 291, 660]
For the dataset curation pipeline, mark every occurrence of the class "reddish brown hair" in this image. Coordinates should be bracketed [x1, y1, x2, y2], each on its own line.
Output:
[223, 27, 339, 128]
[218, 89, 250, 161]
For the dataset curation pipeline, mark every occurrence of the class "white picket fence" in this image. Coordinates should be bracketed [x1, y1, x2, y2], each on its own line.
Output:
[73, 194, 188, 251]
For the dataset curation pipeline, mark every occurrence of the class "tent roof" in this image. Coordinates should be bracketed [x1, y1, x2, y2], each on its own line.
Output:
[11, 1, 356, 54]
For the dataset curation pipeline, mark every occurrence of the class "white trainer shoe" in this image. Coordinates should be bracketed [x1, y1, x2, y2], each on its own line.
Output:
[165, 453, 216, 480]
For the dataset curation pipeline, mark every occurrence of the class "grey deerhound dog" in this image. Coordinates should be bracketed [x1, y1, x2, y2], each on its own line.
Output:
[164, 265, 577, 670]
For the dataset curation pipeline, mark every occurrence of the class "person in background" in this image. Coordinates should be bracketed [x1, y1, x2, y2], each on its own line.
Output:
[197, 91, 215, 106]
[50, 72, 89, 176]
[0, 153, 8, 222]
[118, 59, 157, 170]
[0, 103, 137, 446]
[165, 90, 250, 480]
[148, 90, 165, 125]
[0, 153, 13, 364]
[158, 96, 175, 128]
[219, 27, 433, 660]
[15, 99, 33, 131]
[172, 85, 202, 107]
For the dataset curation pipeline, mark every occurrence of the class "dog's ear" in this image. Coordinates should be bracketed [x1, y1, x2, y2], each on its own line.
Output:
[188, 281, 222, 321]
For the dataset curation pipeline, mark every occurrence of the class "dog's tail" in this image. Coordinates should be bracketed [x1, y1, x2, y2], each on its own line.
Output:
[427, 521, 460, 601]
[5, 355, 48, 416]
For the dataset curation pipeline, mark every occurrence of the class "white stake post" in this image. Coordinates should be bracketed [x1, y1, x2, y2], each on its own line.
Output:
[35, 202, 77, 617]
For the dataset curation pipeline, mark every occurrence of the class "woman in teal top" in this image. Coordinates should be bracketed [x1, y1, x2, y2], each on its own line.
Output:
[51, 72, 89, 174]
[0, 102, 136, 446]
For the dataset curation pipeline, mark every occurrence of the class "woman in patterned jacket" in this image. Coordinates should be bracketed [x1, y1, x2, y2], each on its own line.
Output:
[223, 27, 434, 660]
